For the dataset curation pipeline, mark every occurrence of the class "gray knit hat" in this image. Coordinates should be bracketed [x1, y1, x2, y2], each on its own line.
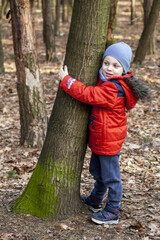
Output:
[103, 42, 132, 74]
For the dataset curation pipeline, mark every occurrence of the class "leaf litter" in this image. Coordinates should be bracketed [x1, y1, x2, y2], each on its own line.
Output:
[0, 0, 160, 239]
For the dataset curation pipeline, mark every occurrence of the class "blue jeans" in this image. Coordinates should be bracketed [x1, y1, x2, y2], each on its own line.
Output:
[89, 152, 122, 205]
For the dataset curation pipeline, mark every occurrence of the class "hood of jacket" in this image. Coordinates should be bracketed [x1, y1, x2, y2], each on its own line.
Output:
[108, 72, 151, 110]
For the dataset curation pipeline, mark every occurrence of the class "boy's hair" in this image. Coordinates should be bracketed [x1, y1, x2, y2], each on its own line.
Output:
[103, 42, 132, 74]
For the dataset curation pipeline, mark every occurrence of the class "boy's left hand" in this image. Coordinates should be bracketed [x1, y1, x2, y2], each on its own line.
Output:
[59, 65, 69, 80]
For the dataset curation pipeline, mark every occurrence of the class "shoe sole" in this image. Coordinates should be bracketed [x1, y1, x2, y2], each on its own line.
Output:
[91, 216, 119, 225]
[88, 205, 101, 213]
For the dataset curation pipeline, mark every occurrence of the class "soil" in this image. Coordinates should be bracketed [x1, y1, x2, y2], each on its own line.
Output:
[0, 0, 160, 239]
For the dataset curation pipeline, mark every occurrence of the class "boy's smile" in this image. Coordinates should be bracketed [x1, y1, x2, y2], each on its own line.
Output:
[102, 56, 124, 79]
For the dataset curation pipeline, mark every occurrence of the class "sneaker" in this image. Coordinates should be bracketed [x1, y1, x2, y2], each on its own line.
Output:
[81, 195, 102, 213]
[90, 202, 120, 224]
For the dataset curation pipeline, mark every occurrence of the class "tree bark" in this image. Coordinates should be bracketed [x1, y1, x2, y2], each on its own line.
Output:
[62, 0, 69, 22]
[52, 0, 56, 23]
[41, 0, 56, 61]
[134, 0, 160, 64]
[143, 0, 156, 54]
[55, 0, 61, 35]
[0, 20, 4, 73]
[131, 0, 136, 25]
[106, 0, 118, 47]
[12, 0, 111, 219]
[10, 0, 47, 147]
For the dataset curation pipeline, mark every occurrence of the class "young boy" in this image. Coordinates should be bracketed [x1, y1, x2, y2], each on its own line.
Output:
[59, 42, 150, 224]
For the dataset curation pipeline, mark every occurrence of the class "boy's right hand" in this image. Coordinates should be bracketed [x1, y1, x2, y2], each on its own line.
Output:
[59, 65, 69, 80]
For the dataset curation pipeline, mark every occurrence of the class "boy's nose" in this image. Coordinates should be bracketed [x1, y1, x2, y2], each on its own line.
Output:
[107, 65, 112, 71]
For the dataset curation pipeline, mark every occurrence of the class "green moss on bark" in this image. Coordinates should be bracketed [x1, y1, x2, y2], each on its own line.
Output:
[12, 158, 79, 218]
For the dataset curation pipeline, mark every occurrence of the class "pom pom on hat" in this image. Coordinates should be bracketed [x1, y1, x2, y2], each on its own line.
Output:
[103, 42, 132, 74]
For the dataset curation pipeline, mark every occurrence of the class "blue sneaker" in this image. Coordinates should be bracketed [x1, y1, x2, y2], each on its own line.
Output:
[91, 202, 120, 224]
[81, 195, 102, 213]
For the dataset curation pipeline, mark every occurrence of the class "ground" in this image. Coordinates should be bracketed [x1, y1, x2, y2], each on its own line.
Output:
[0, 0, 160, 239]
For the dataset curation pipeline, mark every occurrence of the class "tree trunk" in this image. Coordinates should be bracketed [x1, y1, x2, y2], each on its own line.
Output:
[37, 0, 41, 8]
[52, 0, 56, 23]
[134, 0, 160, 64]
[131, 0, 136, 24]
[41, 0, 46, 43]
[62, 0, 68, 22]
[10, 0, 47, 147]
[12, 0, 111, 220]
[43, 0, 56, 61]
[55, 0, 61, 35]
[0, 20, 4, 73]
[143, 0, 156, 54]
[30, 0, 34, 9]
[106, 0, 118, 47]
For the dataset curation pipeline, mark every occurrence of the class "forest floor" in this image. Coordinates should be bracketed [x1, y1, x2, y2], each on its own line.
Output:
[0, 0, 160, 239]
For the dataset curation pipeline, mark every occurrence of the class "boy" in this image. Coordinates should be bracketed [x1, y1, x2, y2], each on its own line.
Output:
[59, 42, 150, 224]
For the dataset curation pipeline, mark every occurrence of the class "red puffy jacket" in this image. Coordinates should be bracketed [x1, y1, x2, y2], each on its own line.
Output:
[60, 73, 138, 155]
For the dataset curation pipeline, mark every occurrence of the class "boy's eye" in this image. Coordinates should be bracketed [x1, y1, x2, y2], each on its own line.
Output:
[104, 62, 109, 65]
[114, 64, 119, 68]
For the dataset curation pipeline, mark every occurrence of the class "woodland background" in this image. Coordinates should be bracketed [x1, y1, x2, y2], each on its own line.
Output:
[0, 0, 160, 239]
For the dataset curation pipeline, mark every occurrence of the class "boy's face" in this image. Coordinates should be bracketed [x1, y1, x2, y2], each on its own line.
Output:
[102, 56, 123, 79]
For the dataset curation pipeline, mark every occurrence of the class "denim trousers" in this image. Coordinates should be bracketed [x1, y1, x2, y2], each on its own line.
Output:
[89, 152, 122, 205]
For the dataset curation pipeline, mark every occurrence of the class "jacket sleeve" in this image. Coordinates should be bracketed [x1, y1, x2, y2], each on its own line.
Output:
[60, 75, 118, 109]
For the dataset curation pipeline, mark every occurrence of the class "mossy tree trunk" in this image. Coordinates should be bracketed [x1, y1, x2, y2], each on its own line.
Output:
[134, 0, 160, 64]
[12, 0, 111, 220]
[10, 0, 47, 147]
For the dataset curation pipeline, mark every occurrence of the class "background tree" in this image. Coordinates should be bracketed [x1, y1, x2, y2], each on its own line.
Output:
[134, 0, 160, 63]
[42, 0, 56, 61]
[106, 0, 118, 47]
[0, 16, 4, 73]
[12, 0, 111, 219]
[52, 0, 56, 24]
[62, 0, 69, 23]
[143, 0, 156, 54]
[131, 0, 136, 24]
[55, 0, 61, 35]
[10, 0, 47, 147]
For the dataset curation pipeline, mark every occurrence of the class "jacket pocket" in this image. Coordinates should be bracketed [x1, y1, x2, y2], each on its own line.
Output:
[89, 116, 103, 146]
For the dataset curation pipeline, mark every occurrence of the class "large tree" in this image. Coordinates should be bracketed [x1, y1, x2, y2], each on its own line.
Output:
[12, 0, 111, 219]
[134, 0, 160, 63]
[10, 0, 47, 147]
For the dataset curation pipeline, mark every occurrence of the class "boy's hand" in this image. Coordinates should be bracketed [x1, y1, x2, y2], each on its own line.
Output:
[59, 65, 69, 80]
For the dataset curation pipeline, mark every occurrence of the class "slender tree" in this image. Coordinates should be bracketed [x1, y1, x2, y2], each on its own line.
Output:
[0, 19, 4, 73]
[42, 0, 56, 61]
[143, 0, 156, 54]
[12, 0, 111, 219]
[134, 0, 160, 63]
[106, 0, 118, 47]
[131, 0, 136, 24]
[10, 0, 47, 147]
[62, 0, 69, 22]
[55, 0, 61, 36]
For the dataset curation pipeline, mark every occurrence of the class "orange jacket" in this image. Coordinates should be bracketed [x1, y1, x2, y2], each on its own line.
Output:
[60, 73, 138, 155]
